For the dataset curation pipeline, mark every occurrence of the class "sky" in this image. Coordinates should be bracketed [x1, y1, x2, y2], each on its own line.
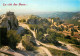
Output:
[0, 0, 80, 14]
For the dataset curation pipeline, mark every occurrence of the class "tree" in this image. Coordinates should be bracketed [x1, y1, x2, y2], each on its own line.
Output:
[46, 28, 50, 34]
[19, 19, 26, 22]
[37, 31, 44, 41]
[71, 31, 74, 36]
[7, 30, 21, 49]
[71, 28, 74, 36]
[22, 34, 36, 51]
[78, 26, 80, 30]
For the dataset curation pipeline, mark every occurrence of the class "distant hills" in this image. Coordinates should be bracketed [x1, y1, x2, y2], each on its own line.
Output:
[36, 12, 80, 20]
[34, 12, 80, 26]
[16, 12, 80, 25]
[1, 12, 80, 20]
[16, 12, 80, 20]
[72, 13, 80, 20]
[64, 12, 80, 26]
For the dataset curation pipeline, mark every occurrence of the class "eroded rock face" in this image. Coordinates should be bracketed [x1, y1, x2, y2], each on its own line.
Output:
[27, 19, 40, 24]
[27, 15, 41, 24]
[0, 12, 18, 30]
[72, 13, 80, 20]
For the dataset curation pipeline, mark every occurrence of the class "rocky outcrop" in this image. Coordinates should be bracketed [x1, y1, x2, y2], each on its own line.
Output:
[72, 13, 80, 20]
[27, 15, 41, 24]
[0, 11, 18, 30]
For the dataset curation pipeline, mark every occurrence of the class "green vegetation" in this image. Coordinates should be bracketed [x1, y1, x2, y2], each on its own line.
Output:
[37, 26, 80, 46]
[21, 28, 33, 36]
[27, 15, 41, 24]
[26, 16, 79, 47]
[56, 35, 80, 45]
[19, 19, 26, 22]
[71, 28, 74, 36]
[28, 15, 40, 19]
[7, 30, 21, 49]
[65, 19, 80, 26]
[28, 22, 50, 33]
[51, 17, 60, 22]
[73, 45, 80, 49]
[47, 47, 77, 56]
[27, 15, 51, 31]
[22, 34, 37, 51]
[37, 29, 62, 46]
[28, 24, 38, 30]
[75, 45, 80, 48]
[78, 26, 80, 30]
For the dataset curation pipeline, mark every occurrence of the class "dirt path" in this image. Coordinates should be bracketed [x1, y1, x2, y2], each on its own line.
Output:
[0, 49, 24, 56]
[36, 40, 66, 51]
[19, 23, 65, 50]
[39, 46, 52, 56]
[19, 23, 80, 56]
[19, 23, 36, 38]
[59, 41, 80, 56]
[19, 23, 52, 56]
[16, 40, 25, 50]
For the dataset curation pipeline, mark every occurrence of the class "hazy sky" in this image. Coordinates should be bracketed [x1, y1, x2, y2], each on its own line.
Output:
[0, 0, 80, 14]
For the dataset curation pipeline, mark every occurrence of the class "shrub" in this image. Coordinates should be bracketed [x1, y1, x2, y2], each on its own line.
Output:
[65, 35, 71, 39]
[19, 19, 26, 22]
[7, 30, 21, 49]
[69, 38, 80, 45]
[22, 34, 37, 51]
[74, 45, 80, 48]
[48, 47, 77, 56]
[21, 29, 33, 36]
[39, 31, 62, 46]
[56, 35, 80, 45]
[36, 31, 43, 41]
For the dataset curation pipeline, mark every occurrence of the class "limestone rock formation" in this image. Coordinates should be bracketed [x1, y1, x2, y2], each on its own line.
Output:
[26, 15, 41, 24]
[72, 13, 80, 20]
[0, 11, 18, 30]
